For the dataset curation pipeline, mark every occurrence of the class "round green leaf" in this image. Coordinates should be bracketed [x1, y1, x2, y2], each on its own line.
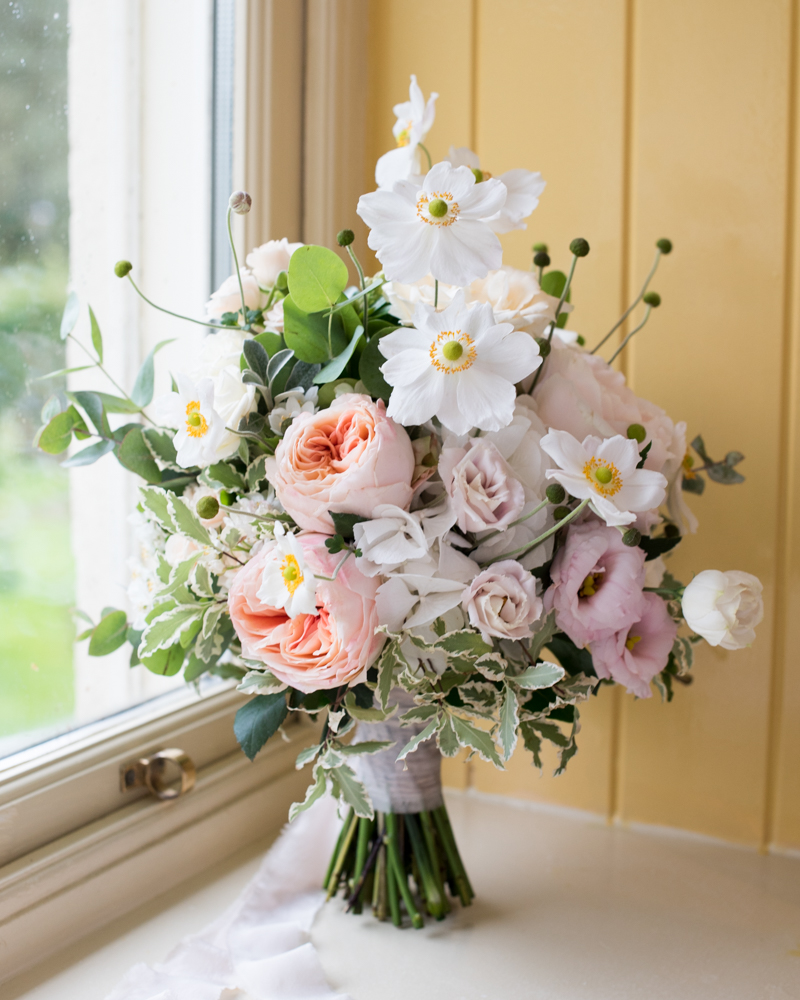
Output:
[288, 245, 349, 314]
[89, 610, 129, 657]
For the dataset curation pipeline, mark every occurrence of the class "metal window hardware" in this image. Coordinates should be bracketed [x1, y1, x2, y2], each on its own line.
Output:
[120, 748, 196, 801]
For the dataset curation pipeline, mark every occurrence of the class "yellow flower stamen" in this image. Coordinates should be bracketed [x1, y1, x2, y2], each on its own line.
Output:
[579, 572, 603, 598]
[281, 554, 304, 595]
[429, 330, 476, 373]
[396, 123, 412, 147]
[583, 457, 623, 497]
[185, 400, 209, 438]
[625, 634, 642, 652]
[682, 451, 696, 479]
[417, 191, 459, 227]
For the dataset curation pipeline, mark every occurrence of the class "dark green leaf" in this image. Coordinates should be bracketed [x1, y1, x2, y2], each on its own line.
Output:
[285, 360, 321, 392]
[545, 635, 596, 677]
[706, 462, 745, 485]
[639, 534, 682, 560]
[234, 693, 289, 761]
[62, 438, 116, 467]
[690, 435, 711, 463]
[541, 270, 568, 299]
[288, 244, 349, 313]
[313, 325, 364, 384]
[89, 305, 103, 362]
[329, 511, 368, 539]
[118, 426, 161, 482]
[60, 291, 80, 340]
[358, 332, 393, 401]
[682, 474, 705, 495]
[636, 440, 652, 470]
[131, 339, 174, 407]
[88, 610, 128, 656]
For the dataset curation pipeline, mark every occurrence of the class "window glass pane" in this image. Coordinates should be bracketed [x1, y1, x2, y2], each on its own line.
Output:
[0, 0, 224, 760]
[0, 0, 73, 755]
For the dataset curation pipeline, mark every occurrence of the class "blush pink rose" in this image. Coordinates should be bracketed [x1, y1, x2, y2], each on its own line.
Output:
[266, 393, 416, 532]
[544, 520, 647, 648]
[532, 340, 681, 477]
[228, 533, 383, 692]
[462, 560, 543, 642]
[439, 437, 525, 533]
[590, 592, 678, 698]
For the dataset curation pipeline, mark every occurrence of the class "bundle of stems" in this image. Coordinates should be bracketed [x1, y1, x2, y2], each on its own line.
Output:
[324, 802, 474, 928]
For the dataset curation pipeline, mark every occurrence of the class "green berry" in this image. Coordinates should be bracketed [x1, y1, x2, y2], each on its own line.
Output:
[627, 423, 646, 444]
[656, 238, 673, 254]
[569, 237, 590, 257]
[546, 483, 566, 504]
[114, 260, 132, 278]
[643, 291, 661, 307]
[196, 496, 220, 520]
[337, 229, 355, 247]
[533, 251, 551, 268]
[622, 528, 641, 547]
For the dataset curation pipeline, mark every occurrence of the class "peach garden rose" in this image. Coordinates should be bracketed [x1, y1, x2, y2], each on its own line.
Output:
[266, 393, 416, 533]
[228, 532, 383, 692]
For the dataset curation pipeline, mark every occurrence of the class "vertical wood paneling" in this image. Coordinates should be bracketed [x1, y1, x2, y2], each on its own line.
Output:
[365, 0, 800, 847]
[618, 0, 791, 846]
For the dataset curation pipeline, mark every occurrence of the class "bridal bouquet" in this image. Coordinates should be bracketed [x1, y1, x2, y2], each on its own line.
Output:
[38, 75, 763, 929]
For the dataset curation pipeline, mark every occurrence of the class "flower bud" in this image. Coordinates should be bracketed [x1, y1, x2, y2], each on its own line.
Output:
[626, 423, 646, 444]
[471, 167, 484, 183]
[656, 238, 673, 254]
[114, 260, 132, 278]
[196, 496, 220, 520]
[553, 505, 572, 522]
[337, 229, 355, 247]
[569, 237, 590, 257]
[643, 291, 661, 307]
[622, 528, 641, 547]
[229, 191, 252, 215]
[219, 489, 233, 506]
[275, 269, 289, 292]
[533, 251, 551, 268]
[532, 242, 548, 253]
[535, 337, 551, 357]
[545, 483, 566, 504]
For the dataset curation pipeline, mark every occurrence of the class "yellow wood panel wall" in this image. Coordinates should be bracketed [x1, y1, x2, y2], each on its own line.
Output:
[366, 0, 800, 849]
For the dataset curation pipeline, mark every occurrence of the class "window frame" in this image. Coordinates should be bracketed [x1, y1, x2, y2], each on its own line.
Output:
[0, 0, 368, 983]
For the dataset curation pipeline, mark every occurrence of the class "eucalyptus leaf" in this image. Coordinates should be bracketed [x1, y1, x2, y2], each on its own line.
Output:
[140, 643, 185, 676]
[131, 339, 175, 408]
[288, 244, 349, 313]
[38, 407, 83, 454]
[92, 392, 142, 414]
[313, 325, 364, 384]
[60, 291, 80, 340]
[117, 426, 161, 482]
[89, 305, 103, 362]
[283, 295, 348, 363]
[71, 390, 110, 437]
[253, 330, 284, 357]
[61, 438, 116, 467]
[88, 610, 128, 656]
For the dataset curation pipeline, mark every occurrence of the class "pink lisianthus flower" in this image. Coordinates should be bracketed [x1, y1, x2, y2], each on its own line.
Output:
[266, 393, 416, 533]
[590, 592, 678, 699]
[228, 533, 383, 692]
[544, 520, 647, 648]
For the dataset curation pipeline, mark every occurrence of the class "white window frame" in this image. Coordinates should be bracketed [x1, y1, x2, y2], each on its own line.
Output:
[0, 0, 368, 982]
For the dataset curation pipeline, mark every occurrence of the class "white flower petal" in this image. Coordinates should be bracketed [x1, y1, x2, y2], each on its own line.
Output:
[459, 176, 507, 220]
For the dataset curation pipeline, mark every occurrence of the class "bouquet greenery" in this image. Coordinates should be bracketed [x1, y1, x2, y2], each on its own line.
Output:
[36, 75, 763, 929]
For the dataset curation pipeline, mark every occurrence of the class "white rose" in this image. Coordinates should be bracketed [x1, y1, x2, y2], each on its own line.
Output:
[681, 570, 764, 650]
[246, 238, 303, 288]
[467, 265, 565, 337]
[206, 270, 265, 321]
[461, 560, 543, 642]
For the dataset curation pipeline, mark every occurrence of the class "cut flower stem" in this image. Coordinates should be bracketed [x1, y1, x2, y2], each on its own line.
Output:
[325, 800, 473, 929]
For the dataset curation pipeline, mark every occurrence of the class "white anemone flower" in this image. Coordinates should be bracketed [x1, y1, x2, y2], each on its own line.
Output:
[540, 429, 668, 527]
[375, 74, 438, 189]
[357, 161, 507, 286]
[448, 146, 546, 234]
[154, 374, 228, 469]
[379, 291, 541, 436]
[256, 527, 318, 618]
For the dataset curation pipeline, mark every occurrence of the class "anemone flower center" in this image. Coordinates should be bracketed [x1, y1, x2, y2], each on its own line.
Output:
[429, 330, 476, 373]
[417, 191, 459, 227]
[583, 457, 622, 497]
[281, 554, 303, 594]
[185, 401, 208, 438]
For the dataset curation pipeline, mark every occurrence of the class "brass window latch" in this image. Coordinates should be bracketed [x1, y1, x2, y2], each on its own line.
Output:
[120, 748, 196, 801]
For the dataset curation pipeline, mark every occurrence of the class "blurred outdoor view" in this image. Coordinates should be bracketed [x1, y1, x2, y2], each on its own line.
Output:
[0, 1, 74, 749]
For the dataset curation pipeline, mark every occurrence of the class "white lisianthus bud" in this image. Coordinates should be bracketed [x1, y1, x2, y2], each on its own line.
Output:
[229, 190, 252, 214]
[681, 570, 763, 650]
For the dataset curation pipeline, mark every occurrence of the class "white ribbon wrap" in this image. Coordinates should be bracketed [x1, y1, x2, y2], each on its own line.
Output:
[353, 690, 443, 814]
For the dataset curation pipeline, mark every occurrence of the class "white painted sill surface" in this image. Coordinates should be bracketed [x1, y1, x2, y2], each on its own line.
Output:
[6, 791, 800, 1000]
